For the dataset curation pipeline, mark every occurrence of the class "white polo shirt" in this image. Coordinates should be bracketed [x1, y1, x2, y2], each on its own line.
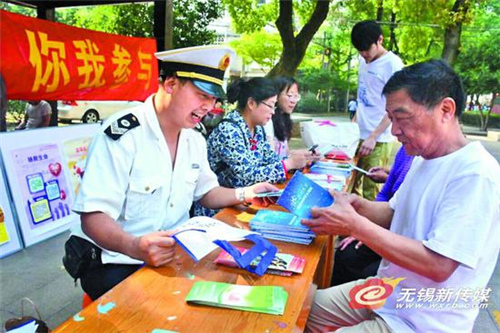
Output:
[72, 95, 219, 264]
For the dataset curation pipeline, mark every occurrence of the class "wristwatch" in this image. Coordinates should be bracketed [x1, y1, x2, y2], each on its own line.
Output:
[236, 187, 249, 205]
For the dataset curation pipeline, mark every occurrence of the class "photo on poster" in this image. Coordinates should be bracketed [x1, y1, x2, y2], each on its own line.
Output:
[11, 143, 72, 230]
[0, 164, 22, 257]
[0, 205, 11, 245]
[62, 137, 92, 196]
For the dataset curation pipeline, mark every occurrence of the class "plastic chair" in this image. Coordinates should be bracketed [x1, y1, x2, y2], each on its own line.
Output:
[82, 293, 93, 308]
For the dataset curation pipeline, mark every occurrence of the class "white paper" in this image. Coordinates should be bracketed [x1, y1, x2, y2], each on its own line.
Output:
[174, 216, 256, 261]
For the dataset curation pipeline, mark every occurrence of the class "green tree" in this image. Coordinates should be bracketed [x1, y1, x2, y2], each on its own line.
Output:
[455, 1, 500, 130]
[0, 2, 35, 17]
[223, 0, 331, 77]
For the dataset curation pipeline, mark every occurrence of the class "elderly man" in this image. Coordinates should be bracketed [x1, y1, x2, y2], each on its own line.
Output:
[303, 59, 500, 333]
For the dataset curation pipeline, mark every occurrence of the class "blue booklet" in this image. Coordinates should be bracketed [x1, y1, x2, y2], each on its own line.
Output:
[277, 171, 334, 218]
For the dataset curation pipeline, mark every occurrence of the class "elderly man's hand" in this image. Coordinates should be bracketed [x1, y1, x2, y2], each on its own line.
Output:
[301, 191, 361, 236]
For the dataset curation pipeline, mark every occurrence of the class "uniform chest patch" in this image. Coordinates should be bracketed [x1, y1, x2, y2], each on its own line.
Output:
[104, 113, 140, 140]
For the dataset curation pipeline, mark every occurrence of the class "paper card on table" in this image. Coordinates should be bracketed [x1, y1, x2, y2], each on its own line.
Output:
[235, 212, 255, 223]
[173, 216, 256, 262]
[214, 246, 306, 275]
[186, 281, 288, 315]
[277, 172, 334, 218]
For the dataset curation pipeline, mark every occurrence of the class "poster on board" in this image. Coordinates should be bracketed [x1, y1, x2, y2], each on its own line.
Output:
[62, 137, 92, 196]
[0, 124, 99, 247]
[0, 164, 23, 258]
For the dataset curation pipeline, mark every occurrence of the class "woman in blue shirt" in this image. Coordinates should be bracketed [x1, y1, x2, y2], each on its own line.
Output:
[195, 77, 312, 216]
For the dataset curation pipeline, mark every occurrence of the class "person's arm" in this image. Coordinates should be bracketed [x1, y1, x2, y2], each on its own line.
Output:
[40, 102, 52, 127]
[351, 212, 459, 282]
[358, 114, 391, 156]
[81, 212, 176, 267]
[41, 113, 51, 127]
[16, 113, 27, 130]
[198, 182, 279, 209]
[302, 192, 459, 282]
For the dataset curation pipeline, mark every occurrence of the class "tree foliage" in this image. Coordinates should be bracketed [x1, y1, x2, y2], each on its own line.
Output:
[229, 30, 282, 73]
[54, 1, 222, 48]
[223, 0, 331, 76]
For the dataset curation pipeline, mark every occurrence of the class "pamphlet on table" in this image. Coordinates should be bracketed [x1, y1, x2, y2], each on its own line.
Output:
[173, 216, 256, 262]
[215, 246, 306, 276]
[186, 281, 288, 315]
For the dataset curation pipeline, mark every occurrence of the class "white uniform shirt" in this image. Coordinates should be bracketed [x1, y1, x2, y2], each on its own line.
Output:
[72, 95, 219, 264]
[357, 51, 403, 142]
[375, 142, 500, 332]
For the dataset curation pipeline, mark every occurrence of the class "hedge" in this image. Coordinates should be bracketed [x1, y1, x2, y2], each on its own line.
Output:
[460, 112, 500, 129]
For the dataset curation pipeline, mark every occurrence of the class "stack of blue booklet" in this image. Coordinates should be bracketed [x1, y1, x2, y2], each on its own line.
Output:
[249, 172, 335, 245]
[249, 210, 316, 244]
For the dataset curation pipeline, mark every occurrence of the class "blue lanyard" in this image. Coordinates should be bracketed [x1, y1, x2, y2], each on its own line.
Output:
[214, 234, 277, 276]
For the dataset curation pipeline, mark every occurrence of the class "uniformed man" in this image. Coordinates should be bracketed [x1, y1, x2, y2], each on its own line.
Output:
[65, 45, 278, 300]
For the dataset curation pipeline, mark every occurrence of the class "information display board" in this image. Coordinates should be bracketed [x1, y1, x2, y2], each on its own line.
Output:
[0, 124, 99, 247]
[0, 164, 23, 258]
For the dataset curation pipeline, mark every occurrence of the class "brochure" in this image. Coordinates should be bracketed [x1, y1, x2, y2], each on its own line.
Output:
[186, 281, 288, 315]
[214, 246, 306, 276]
[173, 216, 256, 262]
[277, 171, 334, 218]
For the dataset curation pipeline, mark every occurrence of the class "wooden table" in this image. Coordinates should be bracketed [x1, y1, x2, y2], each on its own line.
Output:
[54, 164, 357, 333]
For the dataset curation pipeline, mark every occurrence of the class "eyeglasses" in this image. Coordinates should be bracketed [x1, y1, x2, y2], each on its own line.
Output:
[261, 101, 277, 111]
[287, 94, 301, 101]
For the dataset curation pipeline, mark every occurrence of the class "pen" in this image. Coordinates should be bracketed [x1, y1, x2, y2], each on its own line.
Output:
[349, 163, 370, 175]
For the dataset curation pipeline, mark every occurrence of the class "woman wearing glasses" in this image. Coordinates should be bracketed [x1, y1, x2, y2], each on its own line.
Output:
[194, 77, 312, 217]
[265, 76, 310, 160]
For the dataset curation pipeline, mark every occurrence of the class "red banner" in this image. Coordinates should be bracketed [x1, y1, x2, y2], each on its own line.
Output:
[0, 10, 158, 101]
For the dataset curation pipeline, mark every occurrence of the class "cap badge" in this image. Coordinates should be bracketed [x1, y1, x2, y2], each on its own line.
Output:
[219, 53, 231, 71]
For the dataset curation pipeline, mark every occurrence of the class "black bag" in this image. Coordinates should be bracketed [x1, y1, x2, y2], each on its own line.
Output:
[4, 298, 50, 333]
[62, 236, 100, 281]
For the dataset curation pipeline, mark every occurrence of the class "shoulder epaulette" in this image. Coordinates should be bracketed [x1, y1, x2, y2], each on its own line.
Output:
[104, 113, 140, 141]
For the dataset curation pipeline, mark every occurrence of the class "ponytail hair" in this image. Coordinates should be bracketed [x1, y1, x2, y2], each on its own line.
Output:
[227, 77, 278, 111]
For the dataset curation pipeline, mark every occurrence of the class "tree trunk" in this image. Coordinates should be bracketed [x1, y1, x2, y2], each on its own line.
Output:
[388, 10, 398, 53]
[482, 92, 498, 131]
[475, 94, 485, 130]
[376, 0, 384, 22]
[441, 0, 470, 64]
[267, 0, 330, 77]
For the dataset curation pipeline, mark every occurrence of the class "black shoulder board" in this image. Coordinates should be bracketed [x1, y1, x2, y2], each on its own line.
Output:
[104, 113, 140, 141]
